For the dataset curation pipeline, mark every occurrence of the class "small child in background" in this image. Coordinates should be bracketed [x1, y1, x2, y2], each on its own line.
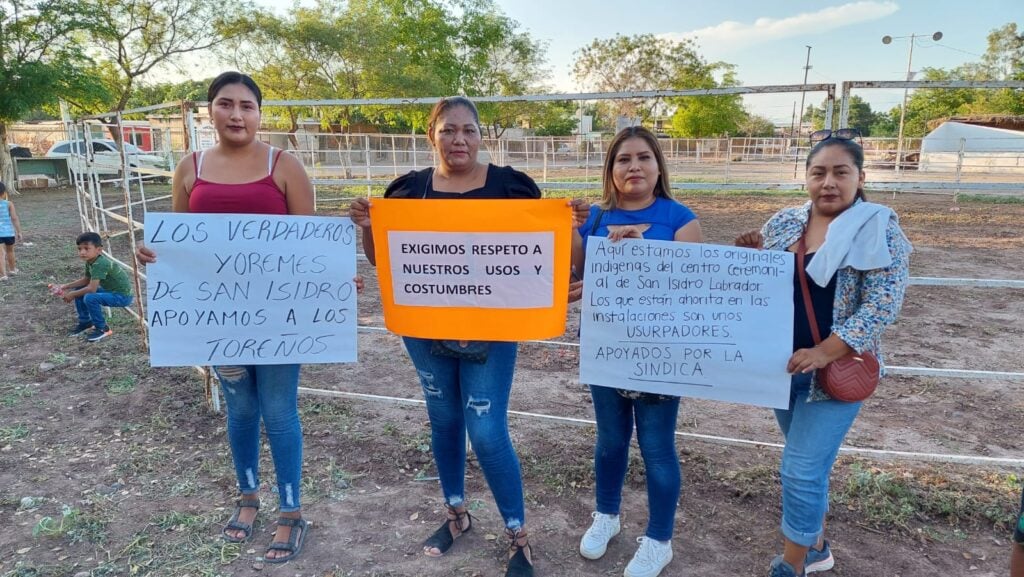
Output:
[0, 181, 23, 280]
[59, 232, 133, 342]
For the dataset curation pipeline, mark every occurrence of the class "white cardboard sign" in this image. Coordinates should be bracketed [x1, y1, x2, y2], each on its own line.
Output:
[144, 212, 358, 367]
[580, 237, 794, 409]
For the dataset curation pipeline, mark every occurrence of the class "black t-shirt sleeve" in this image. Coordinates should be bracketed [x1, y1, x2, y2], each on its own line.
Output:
[384, 170, 421, 198]
[499, 166, 542, 199]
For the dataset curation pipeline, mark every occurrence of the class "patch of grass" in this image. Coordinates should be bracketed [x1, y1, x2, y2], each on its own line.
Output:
[152, 510, 212, 534]
[0, 424, 29, 442]
[46, 352, 68, 365]
[32, 503, 109, 544]
[168, 474, 200, 497]
[957, 194, 1024, 204]
[521, 446, 594, 497]
[834, 463, 1018, 532]
[116, 446, 172, 476]
[718, 464, 778, 500]
[0, 562, 78, 577]
[0, 382, 35, 407]
[106, 374, 136, 395]
[326, 457, 358, 500]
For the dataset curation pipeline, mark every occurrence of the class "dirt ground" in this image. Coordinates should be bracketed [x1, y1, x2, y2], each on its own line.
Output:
[1, 187, 1023, 577]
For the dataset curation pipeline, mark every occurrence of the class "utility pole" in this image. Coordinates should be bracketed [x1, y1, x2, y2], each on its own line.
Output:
[883, 31, 943, 174]
[795, 45, 812, 139]
[789, 102, 797, 141]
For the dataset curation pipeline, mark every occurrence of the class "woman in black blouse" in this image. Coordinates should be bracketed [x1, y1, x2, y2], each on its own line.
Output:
[350, 96, 562, 577]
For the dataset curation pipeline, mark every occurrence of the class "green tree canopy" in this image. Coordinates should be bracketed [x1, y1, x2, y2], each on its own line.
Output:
[85, 0, 251, 117]
[897, 22, 1024, 137]
[0, 0, 109, 189]
[224, 0, 548, 136]
[571, 33, 743, 136]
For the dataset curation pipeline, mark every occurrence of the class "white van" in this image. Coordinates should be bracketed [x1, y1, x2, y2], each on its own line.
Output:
[46, 139, 169, 180]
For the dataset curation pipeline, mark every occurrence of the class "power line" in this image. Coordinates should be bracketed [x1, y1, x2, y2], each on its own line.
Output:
[919, 42, 985, 59]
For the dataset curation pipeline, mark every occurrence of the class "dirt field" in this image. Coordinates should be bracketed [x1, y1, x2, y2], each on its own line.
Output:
[1, 187, 1023, 577]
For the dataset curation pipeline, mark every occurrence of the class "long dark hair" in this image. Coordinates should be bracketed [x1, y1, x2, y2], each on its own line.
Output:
[599, 126, 673, 210]
[806, 138, 867, 201]
[207, 71, 263, 108]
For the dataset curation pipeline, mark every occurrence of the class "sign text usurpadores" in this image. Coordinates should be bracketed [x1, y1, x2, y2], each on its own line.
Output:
[580, 237, 794, 409]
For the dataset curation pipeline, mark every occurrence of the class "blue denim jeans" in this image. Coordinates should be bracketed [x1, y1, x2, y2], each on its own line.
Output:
[74, 288, 132, 330]
[591, 385, 681, 541]
[215, 364, 303, 513]
[402, 337, 525, 530]
[774, 373, 862, 547]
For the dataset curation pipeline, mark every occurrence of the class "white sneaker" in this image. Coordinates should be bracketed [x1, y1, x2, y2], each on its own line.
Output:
[579, 512, 620, 559]
[624, 536, 673, 577]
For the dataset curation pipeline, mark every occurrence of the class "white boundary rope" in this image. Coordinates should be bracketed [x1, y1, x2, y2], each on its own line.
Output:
[297, 386, 1024, 467]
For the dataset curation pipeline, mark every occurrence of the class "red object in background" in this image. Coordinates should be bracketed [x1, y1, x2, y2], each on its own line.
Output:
[120, 125, 153, 151]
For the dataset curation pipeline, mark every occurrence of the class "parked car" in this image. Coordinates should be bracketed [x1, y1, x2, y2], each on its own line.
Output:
[8, 143, 32, 158]
[45, 139, 169, 179]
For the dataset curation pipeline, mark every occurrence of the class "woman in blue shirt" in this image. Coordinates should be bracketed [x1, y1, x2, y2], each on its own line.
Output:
[570, 126, 701, 577]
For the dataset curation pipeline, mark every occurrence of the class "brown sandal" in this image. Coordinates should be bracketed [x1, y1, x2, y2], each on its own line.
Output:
[422, 503, 473, 557]
[505, 527, 533, 577]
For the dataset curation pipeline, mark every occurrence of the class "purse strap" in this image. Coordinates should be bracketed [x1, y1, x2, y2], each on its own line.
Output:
[796, 234, 824, 346]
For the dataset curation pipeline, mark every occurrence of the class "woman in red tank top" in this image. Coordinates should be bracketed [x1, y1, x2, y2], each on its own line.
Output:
[137, 72, 314, 563]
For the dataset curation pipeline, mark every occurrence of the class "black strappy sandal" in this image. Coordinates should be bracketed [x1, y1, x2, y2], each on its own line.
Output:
[505, 527, 534, 577]
[221, 498, 260, 543]
[264, 517, 308, 564]
[422, 503, 473, 557]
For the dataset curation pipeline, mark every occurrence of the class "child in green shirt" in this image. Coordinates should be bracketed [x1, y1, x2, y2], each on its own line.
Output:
[60, 232, 133, 342]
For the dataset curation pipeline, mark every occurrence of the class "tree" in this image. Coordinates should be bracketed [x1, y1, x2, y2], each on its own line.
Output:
[530, 101, 578, 136]
[803, 95, 881, 135]
[0, 0, 108, 190]
[981, 23, 1024, 80]
[225, 0, 548, 136]
[454, 0, 549, 137]
[668, 66, 746, 138]
[86, 0, 250, 127]
[737, 114, 777, 137]
[127, 78, 211, 110]
[573, 34, 720, 126]
[897, 22, 1024, 137]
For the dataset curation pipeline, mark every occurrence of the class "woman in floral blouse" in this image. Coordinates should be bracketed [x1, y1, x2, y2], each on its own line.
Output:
[735, 130, 911, 577]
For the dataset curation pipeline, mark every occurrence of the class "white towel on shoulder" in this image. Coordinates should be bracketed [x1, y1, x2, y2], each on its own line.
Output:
[806, 202, 894, 287]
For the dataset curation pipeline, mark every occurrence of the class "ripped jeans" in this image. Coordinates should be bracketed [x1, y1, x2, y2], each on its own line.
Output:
[402, 337, 525, 530]
[215, 364, 302, 513]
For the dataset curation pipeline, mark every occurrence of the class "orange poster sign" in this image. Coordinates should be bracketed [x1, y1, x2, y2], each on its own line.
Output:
[370, 199, 572, 341]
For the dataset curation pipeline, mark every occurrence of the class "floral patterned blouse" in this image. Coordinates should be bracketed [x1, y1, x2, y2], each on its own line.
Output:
[761, 199, 912, 402]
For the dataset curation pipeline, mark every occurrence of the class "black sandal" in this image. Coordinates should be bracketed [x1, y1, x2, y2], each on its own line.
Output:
[505, 527, 533, 577]
[221, 498, 260, 543]
[264, 517, 308, 564]
[422, 503, 473, 557]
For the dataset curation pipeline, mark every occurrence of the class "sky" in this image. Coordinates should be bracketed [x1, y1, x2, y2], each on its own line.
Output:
[242, 0, 1018, 124]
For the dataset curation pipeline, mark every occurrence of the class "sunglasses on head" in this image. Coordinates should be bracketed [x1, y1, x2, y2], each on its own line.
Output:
[810, 128, 862, 144]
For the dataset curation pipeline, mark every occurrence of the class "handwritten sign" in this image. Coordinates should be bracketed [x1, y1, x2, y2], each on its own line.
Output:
[580, 237, 794, 409]
[144, 212, 358, 367]
[371, 199, 571, 341]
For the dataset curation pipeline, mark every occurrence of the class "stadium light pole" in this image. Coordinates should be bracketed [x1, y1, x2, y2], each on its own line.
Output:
[882, 31, 943, 173]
